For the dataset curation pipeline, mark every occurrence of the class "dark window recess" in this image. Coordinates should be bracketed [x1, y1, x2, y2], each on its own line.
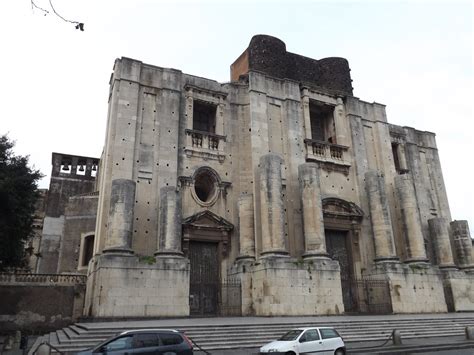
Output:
[193, 100, 216, 133]
[309, 102, 335, 143]
[159, 333, 183, 346]
[194, 171, 216, 203]
[392, 143, 401, 174]
[82, 235, 94, 267]
[320, 328, 340, 339]
[132, 333, 160, 348]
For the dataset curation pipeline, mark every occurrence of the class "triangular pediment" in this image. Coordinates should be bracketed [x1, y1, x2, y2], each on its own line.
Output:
[182, 210, 234, 231]
[322, 197, 364, 220]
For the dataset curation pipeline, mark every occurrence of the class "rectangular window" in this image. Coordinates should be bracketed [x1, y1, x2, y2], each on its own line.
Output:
[193, 100, 216, 133]
[309, 102, 335, 143]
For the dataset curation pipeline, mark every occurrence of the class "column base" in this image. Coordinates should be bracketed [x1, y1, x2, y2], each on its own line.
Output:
[102, 247, 134, 255]
[441, 268, 474, 311]
[302, 251, 330, 259]
[260, 250, 290, 258]
[154, 250, 184, 257]
[404, 257, 429, 264]
[374, 256, 400, 263]
[235, 255, 256, 262]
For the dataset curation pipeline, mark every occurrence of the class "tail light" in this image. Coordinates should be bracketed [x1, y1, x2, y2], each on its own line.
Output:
[182, 333, 193, 349]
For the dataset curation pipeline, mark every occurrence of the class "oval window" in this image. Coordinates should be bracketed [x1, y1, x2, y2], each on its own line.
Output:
[194, 170, 217, 203]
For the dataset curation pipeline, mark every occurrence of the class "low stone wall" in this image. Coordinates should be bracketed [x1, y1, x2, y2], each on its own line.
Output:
[0, 273, 86, 333]
[372, 263, 447, 313]
[249, 257, 343, 316]
[442, 269, 474, 312]
[84, 254, 190, 318]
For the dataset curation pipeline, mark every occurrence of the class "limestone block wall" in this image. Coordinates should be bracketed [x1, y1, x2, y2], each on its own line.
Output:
[442, 270, 474, 311]
[251, 258, 343, 316]
[372, 263, 447, 313]
[58, 194, 98, 273]
[85, 254, 189, 317]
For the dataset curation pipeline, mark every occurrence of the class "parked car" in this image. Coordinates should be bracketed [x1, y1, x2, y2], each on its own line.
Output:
[259, 327, 345, 355]
[77, 329, 194, 354]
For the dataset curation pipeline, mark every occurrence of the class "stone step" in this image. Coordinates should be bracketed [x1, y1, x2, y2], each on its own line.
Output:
[40, 316, 474, 352]
[47, 327, 468, 351]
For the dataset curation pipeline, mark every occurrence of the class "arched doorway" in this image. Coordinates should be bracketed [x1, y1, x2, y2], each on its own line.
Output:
[322, 198, 363, 313]
[182, 210, 233, 316]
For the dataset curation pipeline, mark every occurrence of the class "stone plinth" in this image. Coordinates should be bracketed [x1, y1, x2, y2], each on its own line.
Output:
[250, 257, 343, 316]
[84, 253, 189, 317]
[441, 269, 474, 312]
[371, 262, 447, 313]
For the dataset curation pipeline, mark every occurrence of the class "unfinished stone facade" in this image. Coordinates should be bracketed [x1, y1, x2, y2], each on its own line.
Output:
[39, 35, 474, 317]
[36, 153, 99, 274]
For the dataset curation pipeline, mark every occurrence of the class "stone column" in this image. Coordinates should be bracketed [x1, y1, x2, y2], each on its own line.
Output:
[365, 171, 398, 262]
[155, 186, 183, 256]
[450, 220, 474, 270]
[237, 194, 255, 260]
[298, 163, 328, 258]
[428, 218, 456, 268]
[395, 173, 428, 263]
[259, 154, 288, 256]
[333, 97, 349, 146]
[103, 179, 136, 254]
[302, 92, 312, 139]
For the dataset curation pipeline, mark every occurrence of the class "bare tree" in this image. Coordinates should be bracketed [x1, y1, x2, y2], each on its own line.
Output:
[31, 0, 84, 31]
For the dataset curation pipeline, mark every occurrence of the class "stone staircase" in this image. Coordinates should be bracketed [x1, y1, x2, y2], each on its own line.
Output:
[31, 315, 474, 353]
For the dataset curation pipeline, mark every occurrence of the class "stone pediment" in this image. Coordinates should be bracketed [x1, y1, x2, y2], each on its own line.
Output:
[182, 210, 234, 231]
[322, 197, 364, 221]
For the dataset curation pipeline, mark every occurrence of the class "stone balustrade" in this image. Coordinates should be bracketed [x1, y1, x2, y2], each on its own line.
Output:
[185, 129, 226, 161]
[0, 273, 87, 284]
[304, 139, 350, 167]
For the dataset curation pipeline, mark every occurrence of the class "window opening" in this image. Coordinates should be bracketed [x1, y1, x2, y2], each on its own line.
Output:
[193, 100, 216, 133]
[309, 102, 335, 143]
[82, 234, 94, 267]
[392, 143, 401, 174]
[194, 171, 217, 203]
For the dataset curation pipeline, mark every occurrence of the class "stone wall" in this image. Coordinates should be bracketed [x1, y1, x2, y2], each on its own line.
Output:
[249, 258, 343, 316]
[0, 274, 86, 332]
[84, 254, 189, 318]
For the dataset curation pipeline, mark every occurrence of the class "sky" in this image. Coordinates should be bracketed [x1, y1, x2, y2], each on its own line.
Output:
[1, 0, 473, 231]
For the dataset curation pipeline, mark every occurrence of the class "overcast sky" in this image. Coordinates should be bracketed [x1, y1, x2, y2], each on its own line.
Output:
[1, 0, 472, 230]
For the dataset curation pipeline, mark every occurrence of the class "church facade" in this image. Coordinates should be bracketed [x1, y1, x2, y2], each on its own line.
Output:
[38, 35, 474, 318]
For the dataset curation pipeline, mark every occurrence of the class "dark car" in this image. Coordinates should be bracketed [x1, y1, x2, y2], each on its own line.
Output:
[77, 329, 193, 355]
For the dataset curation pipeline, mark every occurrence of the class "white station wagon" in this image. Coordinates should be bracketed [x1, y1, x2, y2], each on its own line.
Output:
[259, 327, 346, 355]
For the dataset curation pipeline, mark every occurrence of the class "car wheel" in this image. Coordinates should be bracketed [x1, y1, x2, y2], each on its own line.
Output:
[334, 348, 345, 355]
[285, 352, 296, 355]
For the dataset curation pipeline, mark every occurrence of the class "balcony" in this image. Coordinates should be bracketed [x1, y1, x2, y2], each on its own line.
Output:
[185, 129, 226, 162]
[304, 139, 351, 173]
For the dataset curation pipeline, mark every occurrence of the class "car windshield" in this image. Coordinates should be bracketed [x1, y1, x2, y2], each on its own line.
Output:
[278, 330, 303, 341]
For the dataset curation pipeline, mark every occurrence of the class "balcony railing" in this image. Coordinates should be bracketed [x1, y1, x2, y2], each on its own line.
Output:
[185, 129, 226, 162]
[304, 139, 350, 167]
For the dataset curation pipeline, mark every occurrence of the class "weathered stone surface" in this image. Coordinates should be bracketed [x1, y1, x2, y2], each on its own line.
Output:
[365, 170, 398, 262]
[428, 218, 456, 268]
[237, 194, 255, 260]
[103, 179, 136, 253]
[156, 186, 182, 256]
[450, 220, 474, 270]
[298, 163, 328, 258]
[259, 154, 288, 257]
[395, 173, 428, 263]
